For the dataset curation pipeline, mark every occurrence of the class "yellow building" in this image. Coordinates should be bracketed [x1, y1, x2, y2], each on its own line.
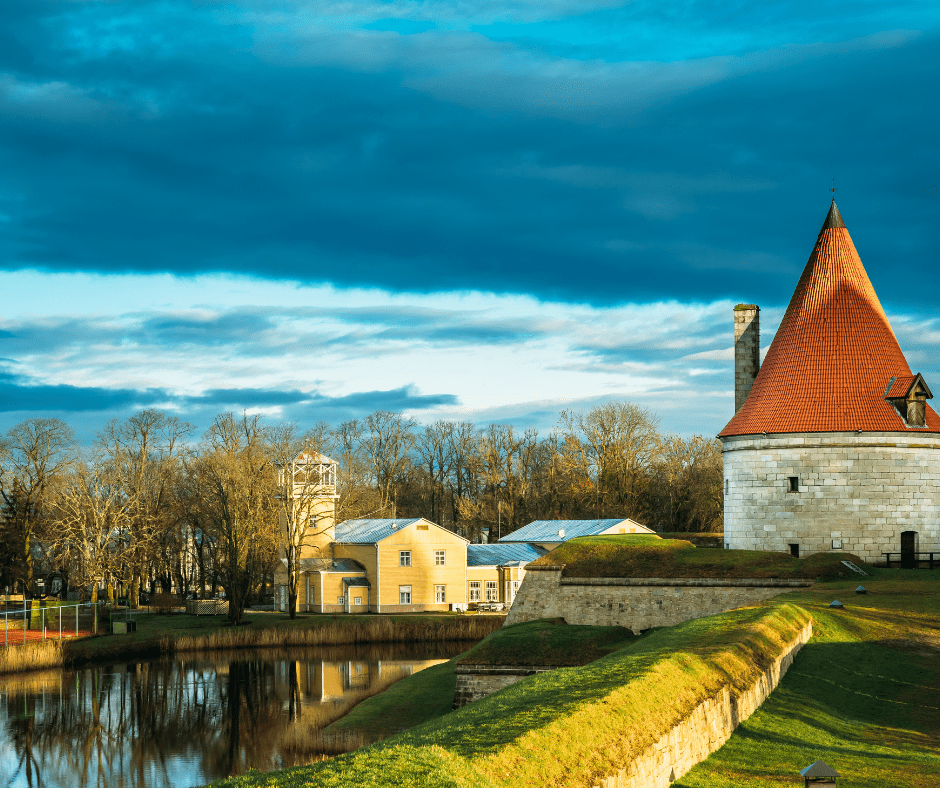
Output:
[276, 517, 470, 613]
[333, 518, 469, 613]
[466, 543, 547, 610]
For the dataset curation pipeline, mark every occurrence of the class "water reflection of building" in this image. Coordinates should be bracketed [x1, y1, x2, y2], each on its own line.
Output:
[0, 652, 451, 788]
[281, 658, 443, 701]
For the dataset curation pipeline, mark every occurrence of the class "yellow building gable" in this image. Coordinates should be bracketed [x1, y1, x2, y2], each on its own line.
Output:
[334, 518, 469, 613]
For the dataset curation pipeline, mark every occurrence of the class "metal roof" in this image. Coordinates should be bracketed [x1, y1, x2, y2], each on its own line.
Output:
[342, 577, 371, 587]
[334, 518, 467, 544]
[335, 518, 425, 543]
[498, 519, 650, 543]
[467, 543, 547, 567]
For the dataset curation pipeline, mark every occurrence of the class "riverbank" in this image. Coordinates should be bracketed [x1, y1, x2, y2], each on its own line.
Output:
[0, 612, 504, 676]
[205, 569, 940, 788]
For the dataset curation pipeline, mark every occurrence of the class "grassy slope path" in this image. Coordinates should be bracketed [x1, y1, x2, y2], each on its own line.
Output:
[674, 572, 940, 787]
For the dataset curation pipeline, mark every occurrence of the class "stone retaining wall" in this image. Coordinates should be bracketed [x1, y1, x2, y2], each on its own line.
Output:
[597, 619, 813, 788]
[505, 566, 812, 632]
[453, 664, 557, 708]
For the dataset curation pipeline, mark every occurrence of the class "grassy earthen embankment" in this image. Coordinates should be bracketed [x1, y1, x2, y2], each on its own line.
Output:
[203, 546, 939, 788]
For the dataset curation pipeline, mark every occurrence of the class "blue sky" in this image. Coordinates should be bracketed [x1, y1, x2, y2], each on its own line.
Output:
[0, 0, 938, 442]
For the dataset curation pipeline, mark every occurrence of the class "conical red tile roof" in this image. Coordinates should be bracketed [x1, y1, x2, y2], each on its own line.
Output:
[721, 201, 940, 436]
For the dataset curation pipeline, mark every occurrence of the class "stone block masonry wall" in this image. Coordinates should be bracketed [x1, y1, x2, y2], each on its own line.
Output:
[734, 305, 760, 414]
[505, 567, 812, 631]
[597, 619, 813, 788]
[453, 665, 556, 708]
[723, 431, 940, 562]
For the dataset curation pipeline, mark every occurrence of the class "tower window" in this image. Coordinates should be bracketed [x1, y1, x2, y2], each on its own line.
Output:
[724, 479, 729, 495]
[787, 476, 800, 492]
[789, 543, 800, 558]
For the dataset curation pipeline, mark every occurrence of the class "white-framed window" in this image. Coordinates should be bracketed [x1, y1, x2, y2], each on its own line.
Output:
[434, 550, 445, 566]
[513, 581, 520, 593]
[354, 596, 362, 605]
[337, 596, 345, 605]
[399, 585, 412, 604]
[435, 585, 446, 603]
[468, 581, 481, 602]
[399, 551, 411, 566]
[485, 581, 498, 601]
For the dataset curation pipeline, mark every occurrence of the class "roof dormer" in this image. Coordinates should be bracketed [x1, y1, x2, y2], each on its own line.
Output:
[884, 373, 933, 428]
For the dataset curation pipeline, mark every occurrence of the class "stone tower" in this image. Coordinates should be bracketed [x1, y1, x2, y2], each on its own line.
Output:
[719, 201, 940, 563]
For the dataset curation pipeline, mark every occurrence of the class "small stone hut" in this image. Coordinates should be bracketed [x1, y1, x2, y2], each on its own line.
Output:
[720, 200, 940, 563]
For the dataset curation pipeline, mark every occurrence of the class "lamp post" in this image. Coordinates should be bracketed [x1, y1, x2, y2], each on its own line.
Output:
[800, 761, 839, 786]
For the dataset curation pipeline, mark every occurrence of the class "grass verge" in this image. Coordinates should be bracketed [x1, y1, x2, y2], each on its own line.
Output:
[533, 535, 869, 580]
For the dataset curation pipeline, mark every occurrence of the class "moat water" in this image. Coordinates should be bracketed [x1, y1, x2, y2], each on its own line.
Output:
[0, 642, 461, 788]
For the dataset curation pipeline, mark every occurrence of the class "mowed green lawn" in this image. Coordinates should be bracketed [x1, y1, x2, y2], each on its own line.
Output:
[675, 570, 940, 787]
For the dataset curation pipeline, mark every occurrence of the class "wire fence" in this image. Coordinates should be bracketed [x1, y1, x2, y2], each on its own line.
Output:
[0, 601, 106, 647]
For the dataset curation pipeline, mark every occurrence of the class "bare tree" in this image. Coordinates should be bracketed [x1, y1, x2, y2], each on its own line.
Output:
[650, 435, 723, 532]
[361, 411, 416, 514]
[559, 403, 661, 520]
[331, 419, 383, 520]
[197, 413, 278, 625]
[98, 409, 193, 605]
[445, 422, 479, 536]
[415, 421, 454, 524]
[0, 419, 75, 596]
[52, 448, 135, 602]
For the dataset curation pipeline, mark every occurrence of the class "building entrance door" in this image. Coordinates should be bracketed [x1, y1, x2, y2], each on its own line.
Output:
[900, 531, 917, 569]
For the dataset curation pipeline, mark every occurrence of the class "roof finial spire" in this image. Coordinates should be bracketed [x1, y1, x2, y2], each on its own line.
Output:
[829, 176, 837, 201]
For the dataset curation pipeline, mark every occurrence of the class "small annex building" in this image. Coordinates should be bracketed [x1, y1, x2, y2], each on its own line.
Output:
[466, 543, 547, 608]
[497, 518, 654, 551]
[721, 200, 940, 563]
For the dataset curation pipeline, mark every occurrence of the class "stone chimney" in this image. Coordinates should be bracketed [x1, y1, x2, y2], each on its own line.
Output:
[734, 304, 760, 413]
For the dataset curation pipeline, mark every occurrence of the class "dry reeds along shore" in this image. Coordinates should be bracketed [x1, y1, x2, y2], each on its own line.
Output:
[171, 616, 502, 654]
[0, 639, 64, 675]
[0, 615, 503, 676]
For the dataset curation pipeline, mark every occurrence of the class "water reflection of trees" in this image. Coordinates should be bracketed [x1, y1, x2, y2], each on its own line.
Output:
[0, 643, 459, 788]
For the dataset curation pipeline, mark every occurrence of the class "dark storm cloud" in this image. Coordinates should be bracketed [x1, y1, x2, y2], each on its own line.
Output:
[0, 368, 168, 412]
[0, 2, 937, 307]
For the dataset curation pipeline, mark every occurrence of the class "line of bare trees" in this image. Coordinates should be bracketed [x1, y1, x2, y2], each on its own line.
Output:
[0, 402, 722, 622]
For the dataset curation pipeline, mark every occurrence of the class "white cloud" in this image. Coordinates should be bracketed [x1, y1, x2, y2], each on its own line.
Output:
[1, 269, 936, 438]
